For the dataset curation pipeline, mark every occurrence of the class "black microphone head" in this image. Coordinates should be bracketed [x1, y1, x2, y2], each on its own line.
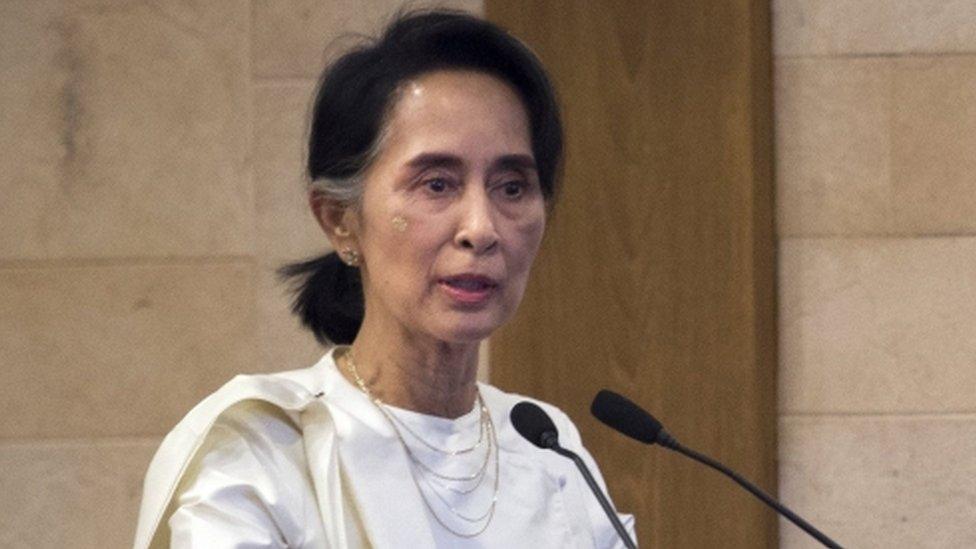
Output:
[510, 401, 560, 449]
[591, 390, 671, 446]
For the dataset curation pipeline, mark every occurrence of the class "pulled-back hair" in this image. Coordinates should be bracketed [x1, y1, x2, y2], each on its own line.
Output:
[280, 9, 563, 346]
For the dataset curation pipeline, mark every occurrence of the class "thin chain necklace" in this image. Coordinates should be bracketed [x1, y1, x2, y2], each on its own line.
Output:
[342, 350, 499, 538]
[384, 394, 488, 456]
[343, 350, 489, 456]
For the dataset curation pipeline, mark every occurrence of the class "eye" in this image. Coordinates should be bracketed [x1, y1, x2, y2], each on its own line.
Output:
[422, 177, 455, 195]
[498, 180, 528, 200]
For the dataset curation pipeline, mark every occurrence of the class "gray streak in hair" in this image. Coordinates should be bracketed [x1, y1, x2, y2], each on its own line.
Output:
[307, 109, 392, 208]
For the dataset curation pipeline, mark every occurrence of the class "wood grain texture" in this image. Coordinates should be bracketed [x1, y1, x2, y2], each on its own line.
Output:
[485, 1, 776, 547]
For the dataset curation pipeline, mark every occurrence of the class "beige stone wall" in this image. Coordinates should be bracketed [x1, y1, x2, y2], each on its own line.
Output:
[0, 1, 479, 546]
[12, 1, 974, 546]
[774, 1, 976, 547]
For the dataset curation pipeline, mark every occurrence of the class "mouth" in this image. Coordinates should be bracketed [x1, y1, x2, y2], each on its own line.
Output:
[438, 274, 500, 304]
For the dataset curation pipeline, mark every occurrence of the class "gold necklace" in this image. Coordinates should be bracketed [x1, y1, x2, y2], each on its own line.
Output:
[341, 350, 488, 456]
[343, 350, 499, 538]
[384, 395, 488, 456]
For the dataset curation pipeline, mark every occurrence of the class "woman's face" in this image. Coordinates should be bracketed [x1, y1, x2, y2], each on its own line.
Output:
[347, 70, 546, 344]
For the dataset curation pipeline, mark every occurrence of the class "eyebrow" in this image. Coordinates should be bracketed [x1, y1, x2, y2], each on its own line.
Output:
[406, 152, 464, 171]
[404, 152, 538, 173]
[493, 154, 538, 173]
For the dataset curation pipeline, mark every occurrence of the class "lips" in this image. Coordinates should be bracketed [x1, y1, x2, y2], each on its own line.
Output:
[438, 274, 499, 304]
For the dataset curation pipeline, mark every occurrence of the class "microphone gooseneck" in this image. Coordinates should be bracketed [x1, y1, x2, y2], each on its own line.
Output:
[591, 390, 843, 549]
[510, 401, 637, 549]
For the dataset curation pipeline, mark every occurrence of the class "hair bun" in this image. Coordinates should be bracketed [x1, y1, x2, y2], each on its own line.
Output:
[278, 252, 364, 345]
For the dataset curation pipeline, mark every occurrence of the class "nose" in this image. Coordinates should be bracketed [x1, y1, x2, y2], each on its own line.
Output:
[455, 186, 499, 254]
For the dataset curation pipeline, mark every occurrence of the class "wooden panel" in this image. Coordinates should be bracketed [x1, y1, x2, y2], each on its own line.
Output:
[486, 1, 776, 547]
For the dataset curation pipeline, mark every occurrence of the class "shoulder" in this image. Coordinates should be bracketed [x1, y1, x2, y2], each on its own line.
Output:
[135, 356, 333, 549]
[479, 383, 577, 423]
[478, 383, 586, 448]
[170, 358, 329, 438]
[166, 399, 320, 548]
[478, 384, 638, 546]
[157, 364, 334, 547]
[201, 398, 304, 455]
[161, 358, 333, 489]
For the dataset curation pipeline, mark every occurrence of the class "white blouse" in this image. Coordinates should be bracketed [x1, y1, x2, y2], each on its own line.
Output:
[145, 348, 636, 548]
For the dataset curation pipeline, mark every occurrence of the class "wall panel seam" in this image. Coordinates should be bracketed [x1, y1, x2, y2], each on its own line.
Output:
[0, 435, 163, 447]
[775, 51, 976, 61]
[0, 256, 257, 269]
[780, 412, 976, 420]
[253, 76, 320, 86]
[777, 233, 976, 241]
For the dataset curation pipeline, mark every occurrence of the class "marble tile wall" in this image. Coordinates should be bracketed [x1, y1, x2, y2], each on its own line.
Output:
[0, 1, 481, 546]
[773, 1, 976, 547]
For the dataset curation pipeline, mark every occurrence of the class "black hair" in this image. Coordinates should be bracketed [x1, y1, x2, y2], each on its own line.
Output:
[280, 8, 563, 346]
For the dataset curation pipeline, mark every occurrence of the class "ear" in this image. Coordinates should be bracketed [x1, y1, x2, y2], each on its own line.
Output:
[309, 190, 357, 251]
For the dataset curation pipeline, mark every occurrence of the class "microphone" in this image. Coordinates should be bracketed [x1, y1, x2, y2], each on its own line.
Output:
[591, 390, 843, 549]
[511, 401, 637, 549]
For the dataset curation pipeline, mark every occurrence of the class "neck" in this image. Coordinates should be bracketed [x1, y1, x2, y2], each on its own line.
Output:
[343, 314, 482, 419]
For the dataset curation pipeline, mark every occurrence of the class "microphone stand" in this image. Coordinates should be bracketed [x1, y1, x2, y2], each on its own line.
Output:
[542, 434, 638, 549]
[591, 390, 843, 548]
[667, 441, 842, 549]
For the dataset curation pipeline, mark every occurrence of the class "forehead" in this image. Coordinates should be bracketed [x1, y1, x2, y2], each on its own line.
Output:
[380, 70, 533, 159]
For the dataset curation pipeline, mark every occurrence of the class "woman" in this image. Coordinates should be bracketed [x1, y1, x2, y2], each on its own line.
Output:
[134, 9, 634, 548]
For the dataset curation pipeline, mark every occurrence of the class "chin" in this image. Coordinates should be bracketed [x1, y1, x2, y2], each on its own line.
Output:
[435, 325, 496, 344]
[430, 313, 506, 344]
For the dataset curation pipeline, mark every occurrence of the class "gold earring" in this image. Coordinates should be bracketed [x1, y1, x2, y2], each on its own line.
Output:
[340, 247, 360, 267]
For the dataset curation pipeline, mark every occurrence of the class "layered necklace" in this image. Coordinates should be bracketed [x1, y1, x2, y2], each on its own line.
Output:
[342, 350, 499, 538]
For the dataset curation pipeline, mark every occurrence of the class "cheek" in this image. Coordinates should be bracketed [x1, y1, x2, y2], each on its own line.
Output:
[507, 215, 546, 271]
[363, 204, 415, 250]
[375, 211, 447, 278]
[397, 213, 447, 252]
